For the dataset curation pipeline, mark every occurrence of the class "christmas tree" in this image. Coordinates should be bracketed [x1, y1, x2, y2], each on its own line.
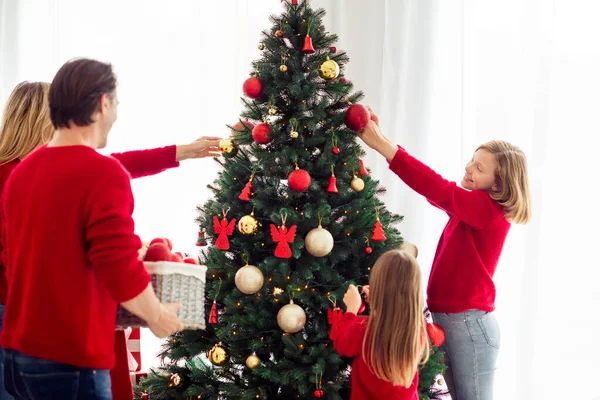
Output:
[138, 1, 446, 399]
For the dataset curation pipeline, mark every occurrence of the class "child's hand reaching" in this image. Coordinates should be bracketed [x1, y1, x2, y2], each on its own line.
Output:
[343, 284, 362, 314]
[361, 285, 370, 303]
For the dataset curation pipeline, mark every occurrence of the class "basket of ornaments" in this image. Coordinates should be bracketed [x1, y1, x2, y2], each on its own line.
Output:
[116, 238, 207, 330]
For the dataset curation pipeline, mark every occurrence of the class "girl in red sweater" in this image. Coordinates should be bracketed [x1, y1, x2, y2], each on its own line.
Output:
[0, 81, 220, 400]
[333, 250, 430, 400]
[357, 107, 531, 400]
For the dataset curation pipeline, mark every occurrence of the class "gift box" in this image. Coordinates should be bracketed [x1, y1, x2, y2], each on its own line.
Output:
[126, 327, 142, 372]
[130, 371, 148, 386]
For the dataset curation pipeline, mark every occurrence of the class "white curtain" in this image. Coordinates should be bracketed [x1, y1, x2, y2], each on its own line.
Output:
[1, 1, 599, 399]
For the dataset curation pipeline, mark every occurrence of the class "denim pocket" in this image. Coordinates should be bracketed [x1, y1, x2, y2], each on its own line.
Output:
[476, 312, 500, 349]
[21, 371, 79, 400]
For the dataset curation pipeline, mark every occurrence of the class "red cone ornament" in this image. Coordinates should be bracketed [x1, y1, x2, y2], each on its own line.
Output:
[426, 322, 446, 346]
[371, 218, 386, 241]
[292, 0, 298, 5]
[345, 104, 371, 131]
[359, 159, 369, 176]
[239, 177, 253, 201]
[252, 123, 271, 144]
[209, 301, 218, 324]
[327, 176, 338, 193]
[302, 36, 315, 54]
[243, 77, 263, 98]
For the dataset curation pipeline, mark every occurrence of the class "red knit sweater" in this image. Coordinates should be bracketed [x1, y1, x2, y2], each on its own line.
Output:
[388, 146, 510, 312]
[0, 145, 178, 369]
[333, 313, 419, 400]
[0, 145, 179, 305]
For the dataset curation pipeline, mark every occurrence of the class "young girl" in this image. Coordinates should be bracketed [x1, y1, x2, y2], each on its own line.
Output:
[357, 107, 532, 400]
[333, 250, 430, 400]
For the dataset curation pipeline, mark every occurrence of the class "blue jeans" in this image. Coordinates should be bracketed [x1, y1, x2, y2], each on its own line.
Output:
[0, 305, 14, 400]
[432, 310, 500, 400]
[2, 349, 112, 400]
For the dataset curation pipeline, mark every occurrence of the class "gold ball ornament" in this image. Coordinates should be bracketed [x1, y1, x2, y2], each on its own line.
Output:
[279, 65, 288, 72]
[269, 107, 277, 115]
[208, 342, 228, 366]
[246, 352, 261, 369]
[350, 175, 365, 192]
[258, 43, 265, 50]
[238, 214, 258, 235]
[277, 299, 306, 333]
[437, 377, 445, 386]
[290, 131, 299, 139]
[319, 57, 340, 80]
[170, 373, 183, 387]
[235, 264, 264, 294]
[305, 224, 334, 257]
[218, 138, 238, 158]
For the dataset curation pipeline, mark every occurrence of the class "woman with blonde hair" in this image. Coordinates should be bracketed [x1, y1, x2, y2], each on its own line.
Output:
[0, 81, 221, 399]
[334, 250, 429, 399]
[357, 106, 532, 399]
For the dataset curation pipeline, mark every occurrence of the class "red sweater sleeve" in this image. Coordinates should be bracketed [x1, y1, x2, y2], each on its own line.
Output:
[84, 165, 150, 302]
[333, 313, 366, 357]
[110, 145, 179, 179]
[389, 147, 502, 229]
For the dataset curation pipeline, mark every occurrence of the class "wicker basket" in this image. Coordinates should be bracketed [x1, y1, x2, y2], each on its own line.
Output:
[116, 261, 207, 330]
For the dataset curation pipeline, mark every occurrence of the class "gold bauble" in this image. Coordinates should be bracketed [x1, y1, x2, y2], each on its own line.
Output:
[319, 57, 340, 80]
[235, 264, 264, 294]
[170, 373, 182, 387]
[290, 131, 299, 139]
[437, 377, 445, 386]
[305, 225, 334, 257]
[269, 107, 277, 115]
[218, 138, 238, 158]
[258, 43, 265, 50]
[279, 65, 288, 72]
[238, 214, 258, 235]
[276, 299, 306, 333]
[246, 352, 261, 369]
[350, 175, 365, 192]
[208, 342, 228, 366]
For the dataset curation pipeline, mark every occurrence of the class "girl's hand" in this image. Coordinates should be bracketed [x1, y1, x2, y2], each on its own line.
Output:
[343, 284, 362, 314]
[357, 107, 397, 161]
[361, 285, 370, 303]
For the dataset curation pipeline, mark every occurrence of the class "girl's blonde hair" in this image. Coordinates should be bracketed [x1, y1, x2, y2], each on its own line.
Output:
[362, 250, 429, 387]
[478, 140, 531, 224]
[0, 82, 54, 163]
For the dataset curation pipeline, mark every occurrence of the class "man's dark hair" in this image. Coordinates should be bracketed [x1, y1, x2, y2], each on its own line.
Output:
[49, 58, 117, 129]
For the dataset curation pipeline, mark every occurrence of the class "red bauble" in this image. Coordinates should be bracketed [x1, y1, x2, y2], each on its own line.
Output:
[252, 123, 272, 144]
[171, 253, 183, 263]
[288, 168, 311, 192]
[144, 243, 172, 262]
[345, 104, 371, 132]
[183, 257, 199, 265]
[365, 246, 373, 254]
[243, 77, 263, 98]
[232, 120, 255, 134]
[141, 393, 149, 400]
[340, 77, 349, 84]
[150, 237, 172, 251]
[314, 389, 324, 398]
[332, 147, 340, 154]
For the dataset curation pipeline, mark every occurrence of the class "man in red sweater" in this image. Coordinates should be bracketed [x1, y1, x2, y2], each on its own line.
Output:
[1, 58, 183, 399]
